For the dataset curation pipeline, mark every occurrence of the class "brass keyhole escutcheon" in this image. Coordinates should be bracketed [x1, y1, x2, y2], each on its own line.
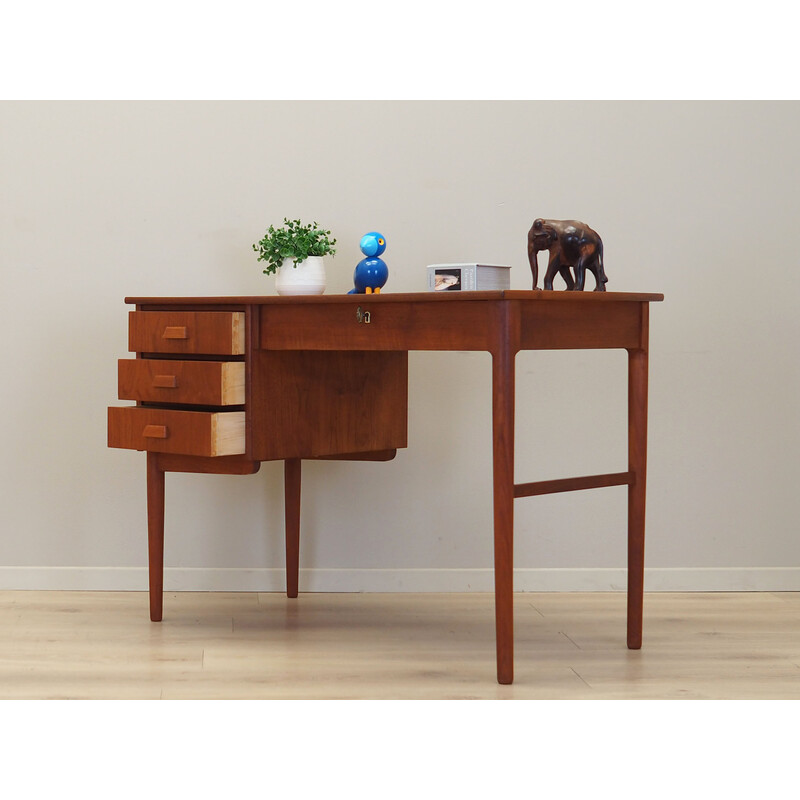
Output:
[356, 307, 371, 324]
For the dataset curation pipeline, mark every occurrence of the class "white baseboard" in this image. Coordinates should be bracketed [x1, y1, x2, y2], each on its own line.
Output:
[1, 566, 799, 592]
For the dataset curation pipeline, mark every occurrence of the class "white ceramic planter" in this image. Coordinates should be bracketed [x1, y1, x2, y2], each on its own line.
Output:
[274, 256, 327, 296]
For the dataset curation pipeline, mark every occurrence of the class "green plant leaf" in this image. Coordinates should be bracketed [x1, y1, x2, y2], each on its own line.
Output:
[253, 218, 337, 274]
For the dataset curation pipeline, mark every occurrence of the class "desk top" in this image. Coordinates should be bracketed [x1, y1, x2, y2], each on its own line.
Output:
[125, 290, 664, 306]
[124, 291, 662, 352]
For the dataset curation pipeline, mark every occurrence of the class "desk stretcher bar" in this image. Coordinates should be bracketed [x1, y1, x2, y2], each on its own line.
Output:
[514, 471, 633, 498]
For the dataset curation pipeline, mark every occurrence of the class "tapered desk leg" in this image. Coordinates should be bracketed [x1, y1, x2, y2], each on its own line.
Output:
[146, 452, 165, 622]
[492, 340, 516, 685]
[627, 346, 649, 649]
[284, 458, 301, 599]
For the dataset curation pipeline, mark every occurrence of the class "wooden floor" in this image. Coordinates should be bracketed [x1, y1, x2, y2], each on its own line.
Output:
[1, 590, 799, 699]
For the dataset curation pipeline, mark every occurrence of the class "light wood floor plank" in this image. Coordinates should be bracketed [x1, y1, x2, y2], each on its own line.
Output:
[1, 591, 798, 699]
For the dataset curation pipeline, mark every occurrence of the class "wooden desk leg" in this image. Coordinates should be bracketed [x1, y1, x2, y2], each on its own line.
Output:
[627, 346, 649, 649]
[284, 458, 301, 598]
[146, 452, 165, 622]
[492, 342, 516, 685]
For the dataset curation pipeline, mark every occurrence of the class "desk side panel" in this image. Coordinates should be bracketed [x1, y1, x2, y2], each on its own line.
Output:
[519, 300, 642, 350]
[248, 350, 408, 461]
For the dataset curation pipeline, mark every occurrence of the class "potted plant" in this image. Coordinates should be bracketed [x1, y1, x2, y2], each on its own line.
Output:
[253, 218, 337, 296]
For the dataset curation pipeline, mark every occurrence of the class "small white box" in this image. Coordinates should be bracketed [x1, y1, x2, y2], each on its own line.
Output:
[426, 263, 511, 292]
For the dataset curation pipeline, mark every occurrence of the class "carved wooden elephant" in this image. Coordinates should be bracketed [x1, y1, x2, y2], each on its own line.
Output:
[527, 218, 608, 291]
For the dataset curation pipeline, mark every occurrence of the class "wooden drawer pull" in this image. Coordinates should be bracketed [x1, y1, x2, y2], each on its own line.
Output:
[142, 425, 168, 439]
[162, 326, 188, 340]
[152, 374, 178, 389]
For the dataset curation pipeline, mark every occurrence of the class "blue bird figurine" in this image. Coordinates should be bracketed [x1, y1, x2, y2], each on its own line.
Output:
[348, 232, 388, 294]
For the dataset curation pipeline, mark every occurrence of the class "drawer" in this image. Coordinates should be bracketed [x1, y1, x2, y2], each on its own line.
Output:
[108, 406, 246, 456]
[118, 359, 245, 405]
[259, 300, 492, 351]
[128, 311, 245, 355]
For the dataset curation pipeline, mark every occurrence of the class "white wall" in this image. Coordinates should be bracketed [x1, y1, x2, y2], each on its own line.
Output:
[1, 101, 798, 591]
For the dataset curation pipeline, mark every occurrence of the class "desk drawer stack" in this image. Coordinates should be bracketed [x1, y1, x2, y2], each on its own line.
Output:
[108, 310, 247, 457]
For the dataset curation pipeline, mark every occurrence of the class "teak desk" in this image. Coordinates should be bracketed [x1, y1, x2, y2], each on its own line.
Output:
[108, 290, 663, 684]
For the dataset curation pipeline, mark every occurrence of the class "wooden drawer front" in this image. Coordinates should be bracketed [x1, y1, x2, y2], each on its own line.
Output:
[128, 311, 245, 355]
[118, 359, 245, 405]
[108, 407, 245, 456]
[519, 301, 642, 350]
[259, 301, 492, 351]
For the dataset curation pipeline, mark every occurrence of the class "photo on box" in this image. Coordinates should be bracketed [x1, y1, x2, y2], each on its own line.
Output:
[434, 268, 461, 291]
